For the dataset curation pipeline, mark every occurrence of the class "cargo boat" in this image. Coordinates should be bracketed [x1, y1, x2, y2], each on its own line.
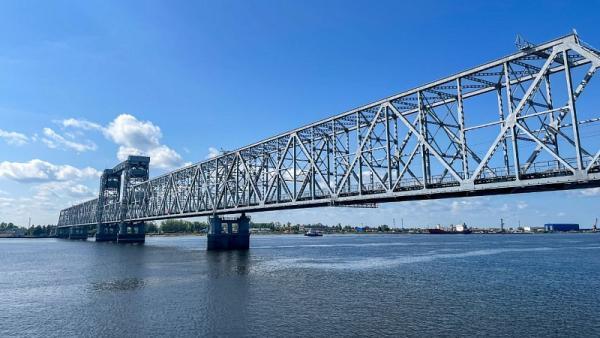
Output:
[304, 229, 323, 237]
[428, 223, 471, 234]
[427, 228, 472, 234]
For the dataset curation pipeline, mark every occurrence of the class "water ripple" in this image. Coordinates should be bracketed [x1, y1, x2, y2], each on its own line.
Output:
[258, 247, 556, 271]
[90, 278, 146, 292]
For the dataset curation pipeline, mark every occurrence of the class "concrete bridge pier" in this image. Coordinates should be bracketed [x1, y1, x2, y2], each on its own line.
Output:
[96, 223, 119, 242]
[207, 214, 250, 250]
[68, 225, 88, 240]
[117, 222, 145, 244]
[57, 227, 70, 239]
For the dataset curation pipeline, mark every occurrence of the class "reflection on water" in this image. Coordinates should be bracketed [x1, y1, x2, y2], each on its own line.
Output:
[206, 250, 250, 277]
[1, 234, 600, 337]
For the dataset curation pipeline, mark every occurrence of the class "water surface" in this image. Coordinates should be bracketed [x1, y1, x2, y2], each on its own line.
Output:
[1, 234, 599, 337]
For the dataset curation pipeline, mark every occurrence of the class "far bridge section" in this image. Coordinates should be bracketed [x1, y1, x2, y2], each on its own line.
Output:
[58, 33, 600, 249]
[57, 156, 150, 243]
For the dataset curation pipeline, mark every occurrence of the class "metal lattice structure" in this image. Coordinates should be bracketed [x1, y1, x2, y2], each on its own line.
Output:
[58, 34, 600, 227]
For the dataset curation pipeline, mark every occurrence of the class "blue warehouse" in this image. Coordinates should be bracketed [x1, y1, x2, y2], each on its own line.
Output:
[544, 224, 580, 232]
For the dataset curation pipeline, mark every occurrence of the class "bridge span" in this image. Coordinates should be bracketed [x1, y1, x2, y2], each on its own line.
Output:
[57, 33, 600, 249]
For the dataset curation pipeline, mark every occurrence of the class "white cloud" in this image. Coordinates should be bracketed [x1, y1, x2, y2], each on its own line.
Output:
[0, 159, 101, 225]
[61, 118, 103, 131]
[0, 197, 15, 208]
[0, 129, 28, 146]
[0, 164, 99, 225]
[34, 181, 96, 202]
[146, 145, 183, 169]
[63, 114, 183, 169]
[206, 147, 221, 159]
[450, 197, 490, 214]
[517, 201, 528, 209]
[105, 114, 161, 149]
[0, 159, 100, 183]
[41, 128, 97, 152]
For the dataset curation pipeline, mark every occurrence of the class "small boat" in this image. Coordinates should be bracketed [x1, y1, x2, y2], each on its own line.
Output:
[304, 229, 323, 237]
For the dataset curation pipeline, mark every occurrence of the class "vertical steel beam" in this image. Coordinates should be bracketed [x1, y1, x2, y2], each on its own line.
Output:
[418, 92, 429, 187]
[385, 106, 393, 190]
[311, 129, 316, 199]
[496, 87, 510, 174]
[563, 50, 584, 170]
[293, 135, 297, 200]
[457, 78, 468, 180]
[504, 62, 520, 180]
[346, 131, 350, 193]
[357, 112, 363, 194]
[333, 121, 338, 195]
[264, 150, 271, 202]
[326, 123, 332, 194]
[544, 74, 561, 170]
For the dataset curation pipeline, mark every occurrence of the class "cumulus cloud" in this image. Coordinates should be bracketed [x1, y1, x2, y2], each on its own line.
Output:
[62, 114, 183, 169]
[105, 114, 161, 148]
[105, 114, 183, 169]
[34, 181, 96, 202]
[0, 159, 100, 183]
[41, 127, 97, 152]
[0, 161, 100, 225]
[0, 128, 28, 146]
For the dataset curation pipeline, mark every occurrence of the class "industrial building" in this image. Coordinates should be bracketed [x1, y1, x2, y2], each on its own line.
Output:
[544, 224, 580, 232]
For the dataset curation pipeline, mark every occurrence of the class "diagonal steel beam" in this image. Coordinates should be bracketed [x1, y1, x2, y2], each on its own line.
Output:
[388, 103, 463, 182]
[516, 123, 576, 173]
[336, 105, 384, 195]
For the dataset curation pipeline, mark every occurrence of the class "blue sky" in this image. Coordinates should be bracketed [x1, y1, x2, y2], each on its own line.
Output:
[1, 0, 599, 228]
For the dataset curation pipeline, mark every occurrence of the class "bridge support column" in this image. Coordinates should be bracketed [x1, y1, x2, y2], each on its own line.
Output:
[68, 225, 88, 240]
[207, 214, 250, 251]
[117, 222, 145, 244]
[96, 223, 119, 242]
[57, 227, 70, 239]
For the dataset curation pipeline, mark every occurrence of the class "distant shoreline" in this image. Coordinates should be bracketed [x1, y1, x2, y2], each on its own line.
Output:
[0, 236, 57, 239]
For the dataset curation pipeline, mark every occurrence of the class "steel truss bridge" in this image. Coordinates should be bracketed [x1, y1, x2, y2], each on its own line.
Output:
[58, 34, 600, 234]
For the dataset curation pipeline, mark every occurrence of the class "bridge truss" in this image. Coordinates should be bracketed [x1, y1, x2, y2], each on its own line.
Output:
[58, 34, 600, 227]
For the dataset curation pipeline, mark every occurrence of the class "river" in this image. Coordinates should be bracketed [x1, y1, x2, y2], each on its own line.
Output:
[1, 234, 599, 337]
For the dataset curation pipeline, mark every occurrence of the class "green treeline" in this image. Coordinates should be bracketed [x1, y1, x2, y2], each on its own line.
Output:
[0, 222, 54, 237]
[147, 220, 207, 234]
[1, 219, 397, 237]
